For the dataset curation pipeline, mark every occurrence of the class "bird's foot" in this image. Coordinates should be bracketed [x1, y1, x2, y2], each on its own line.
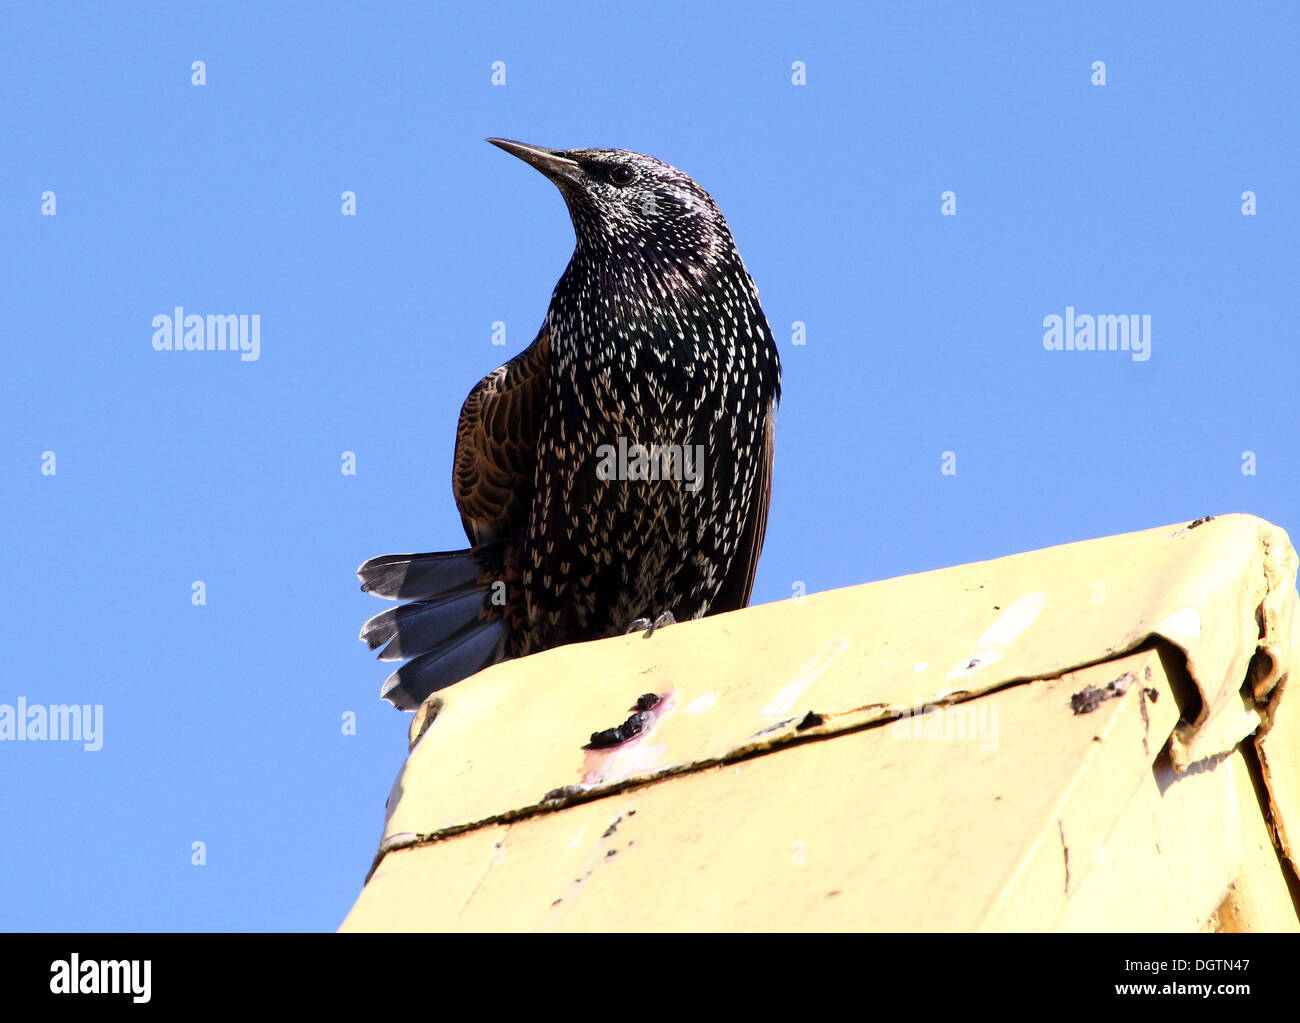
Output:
[624, 610, 677, 638]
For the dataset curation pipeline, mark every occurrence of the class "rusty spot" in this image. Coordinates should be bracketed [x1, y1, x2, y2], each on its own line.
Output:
[1059, 821, 1070, 894]
[584, 693, 665, 749]
[1070, 672, 1135, 715]
[1138, 687, 1152, 753]
[586, 712, 651, 749]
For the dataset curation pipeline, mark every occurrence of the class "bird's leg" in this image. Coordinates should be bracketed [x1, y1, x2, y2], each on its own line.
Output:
[624, 609, 677, 638]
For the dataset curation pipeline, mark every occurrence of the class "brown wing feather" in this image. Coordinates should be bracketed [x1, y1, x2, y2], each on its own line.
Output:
[710, 399, 776, 614]
[452, 325, 549, 547]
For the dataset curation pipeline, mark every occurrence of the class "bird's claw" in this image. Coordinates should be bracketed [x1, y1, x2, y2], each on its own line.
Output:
[625, 610, 676, 638]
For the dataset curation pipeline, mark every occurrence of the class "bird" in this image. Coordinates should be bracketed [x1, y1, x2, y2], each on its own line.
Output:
[358, 138, 782, 710]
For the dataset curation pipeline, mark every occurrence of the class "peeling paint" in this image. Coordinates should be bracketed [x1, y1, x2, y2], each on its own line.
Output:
[1158, 605, 1203, 641]
[686, 693, 717, 714]
[761, 637, 849, 718]
[946, 592, 1048, 679]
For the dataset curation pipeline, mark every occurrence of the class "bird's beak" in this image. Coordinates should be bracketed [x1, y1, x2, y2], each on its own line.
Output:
[487, 138, 583, 186]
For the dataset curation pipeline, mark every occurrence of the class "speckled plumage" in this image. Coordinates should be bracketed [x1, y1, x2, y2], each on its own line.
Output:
[359, 140, 781, 709]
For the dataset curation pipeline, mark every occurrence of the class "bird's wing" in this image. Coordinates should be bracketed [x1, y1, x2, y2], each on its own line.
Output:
[453, 325, 550, 547]
[711, 398, 776, 614]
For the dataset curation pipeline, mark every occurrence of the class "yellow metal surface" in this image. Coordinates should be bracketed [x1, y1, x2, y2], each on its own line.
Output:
[1211, 749, 1300, 933]
[1054, 746, 1298, 932]
[344, 513, 1300, 931]
[347, 651, 1176, 930]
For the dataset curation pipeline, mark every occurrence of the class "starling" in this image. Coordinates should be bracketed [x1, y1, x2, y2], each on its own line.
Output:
[359, 139, 782, 709]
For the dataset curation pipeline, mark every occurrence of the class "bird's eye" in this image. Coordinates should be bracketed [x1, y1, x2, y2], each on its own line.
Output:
[608, 164, 635, 186]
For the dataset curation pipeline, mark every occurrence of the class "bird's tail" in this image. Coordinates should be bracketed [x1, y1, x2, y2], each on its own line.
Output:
[358, 547, 508, 710]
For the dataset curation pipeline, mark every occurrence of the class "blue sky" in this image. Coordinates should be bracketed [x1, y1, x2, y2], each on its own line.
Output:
[1, 2, 1295, 931]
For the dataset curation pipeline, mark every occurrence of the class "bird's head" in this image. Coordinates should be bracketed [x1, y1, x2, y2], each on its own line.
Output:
[487, 138, 734, 271]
